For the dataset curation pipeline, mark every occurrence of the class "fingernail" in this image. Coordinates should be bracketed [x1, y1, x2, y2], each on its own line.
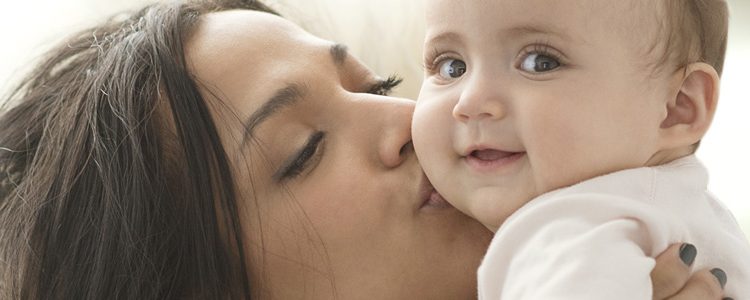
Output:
[710, 268, 727, 289]
[679, 243, 697, 266]
[722, 297, 733, 300]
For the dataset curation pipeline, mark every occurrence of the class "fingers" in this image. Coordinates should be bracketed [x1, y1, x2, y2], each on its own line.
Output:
[666, 268, 727, 300]
[651, 243, 729, 300]
[652, 243, 696, 299]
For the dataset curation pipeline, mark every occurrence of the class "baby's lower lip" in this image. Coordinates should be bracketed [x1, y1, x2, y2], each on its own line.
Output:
[464, 150, 524, 172]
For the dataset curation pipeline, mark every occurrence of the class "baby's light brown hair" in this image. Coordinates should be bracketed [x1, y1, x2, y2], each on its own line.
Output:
[658, 0, 729, 76]
[649, 0, 728, 152]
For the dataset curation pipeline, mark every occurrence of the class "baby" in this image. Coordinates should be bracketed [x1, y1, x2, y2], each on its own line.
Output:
[412, 0, 750, 298]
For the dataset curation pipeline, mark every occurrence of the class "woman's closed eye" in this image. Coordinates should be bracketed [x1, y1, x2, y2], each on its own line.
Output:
[271, 74, 400, 182]
[274, 131, 326, 181]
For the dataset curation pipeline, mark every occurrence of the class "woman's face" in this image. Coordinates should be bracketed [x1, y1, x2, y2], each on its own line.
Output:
[185, 10, 492, 299]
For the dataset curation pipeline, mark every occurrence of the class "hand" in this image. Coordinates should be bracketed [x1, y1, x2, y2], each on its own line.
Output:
[651, 243, 729, 300]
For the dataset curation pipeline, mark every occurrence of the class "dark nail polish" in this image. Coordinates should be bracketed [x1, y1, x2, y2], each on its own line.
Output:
[722, 298, 733, 300]
[711, 268, 727, 289]
[679, 243, 697, 266]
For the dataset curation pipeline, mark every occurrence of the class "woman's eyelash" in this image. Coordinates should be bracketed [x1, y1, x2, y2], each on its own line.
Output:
[275, 131, 326, 181]
[367, 75, 403, 96]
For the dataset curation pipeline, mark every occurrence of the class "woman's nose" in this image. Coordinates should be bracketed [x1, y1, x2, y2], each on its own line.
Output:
[452, 75, 506, 122]
[377, 97, 415, 168]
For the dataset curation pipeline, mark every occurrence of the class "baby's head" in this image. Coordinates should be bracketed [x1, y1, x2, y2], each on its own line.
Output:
[412, 0, 728, 230]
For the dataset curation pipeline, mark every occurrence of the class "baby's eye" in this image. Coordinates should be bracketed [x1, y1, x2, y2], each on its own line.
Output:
[520, 53, 560, 73]
[438, 59, 467, 80]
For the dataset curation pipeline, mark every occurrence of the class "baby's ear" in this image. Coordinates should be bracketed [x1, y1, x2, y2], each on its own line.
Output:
[658, 63, 720, 148]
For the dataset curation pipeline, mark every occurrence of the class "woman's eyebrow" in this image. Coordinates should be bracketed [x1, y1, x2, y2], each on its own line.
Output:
[329, 43, 348, 66]
[240, 44, 346, 147]
[241, 83, 307, 148]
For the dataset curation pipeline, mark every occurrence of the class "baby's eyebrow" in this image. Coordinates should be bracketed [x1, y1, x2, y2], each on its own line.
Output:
[424, 31, 463, 47]
[505, 24, 578, 43]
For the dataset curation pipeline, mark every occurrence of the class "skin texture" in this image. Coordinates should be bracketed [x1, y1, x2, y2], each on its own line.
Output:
[0, 2, 726, 299]
[179, 6, 721, 300]
[413, 0, 719, 231]
[184, 10, 493, 299]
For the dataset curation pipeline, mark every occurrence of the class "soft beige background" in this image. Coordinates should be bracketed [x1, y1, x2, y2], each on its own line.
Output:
[1, 0, 748, 240]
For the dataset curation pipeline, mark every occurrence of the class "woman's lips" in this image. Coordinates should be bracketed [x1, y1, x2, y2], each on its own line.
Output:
[464, 149, 525, 172]
[423, 189, 453, 209]
[418, 175, 454, 210]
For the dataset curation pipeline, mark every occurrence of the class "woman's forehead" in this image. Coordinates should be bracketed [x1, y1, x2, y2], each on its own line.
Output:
[193, 9, 306, 44]
[184, 9, 340, 110]
[185, 9, 327, 80]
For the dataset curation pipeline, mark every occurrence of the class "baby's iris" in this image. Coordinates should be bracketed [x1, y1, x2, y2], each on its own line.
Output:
[439, 59, 467, 79]
[521, 53, 560, 73]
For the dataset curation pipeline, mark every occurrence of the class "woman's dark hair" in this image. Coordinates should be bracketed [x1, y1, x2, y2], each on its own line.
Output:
[0, 0, 277, 298]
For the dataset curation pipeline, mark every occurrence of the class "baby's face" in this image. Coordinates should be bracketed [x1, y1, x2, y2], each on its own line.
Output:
[413, 0, 675, 230]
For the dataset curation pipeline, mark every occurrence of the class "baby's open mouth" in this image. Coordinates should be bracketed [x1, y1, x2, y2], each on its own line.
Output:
[470, 149, 519, 161]
[464, 148, 525, 171]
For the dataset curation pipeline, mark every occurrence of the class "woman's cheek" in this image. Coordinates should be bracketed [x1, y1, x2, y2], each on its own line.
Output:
[296, 167, 376, 235]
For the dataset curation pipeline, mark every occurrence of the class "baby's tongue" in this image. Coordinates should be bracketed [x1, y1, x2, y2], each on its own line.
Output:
[473, 149, 512, 161]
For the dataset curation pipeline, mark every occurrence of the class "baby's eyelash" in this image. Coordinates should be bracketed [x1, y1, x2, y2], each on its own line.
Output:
[521, 42, 565, 64]
[533, 43, 552, 54]
[367, 75, 403, 96]
[422, 47, 442, 73]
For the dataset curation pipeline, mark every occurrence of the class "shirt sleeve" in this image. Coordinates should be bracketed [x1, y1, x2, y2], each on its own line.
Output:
[478, 193, 683, 300]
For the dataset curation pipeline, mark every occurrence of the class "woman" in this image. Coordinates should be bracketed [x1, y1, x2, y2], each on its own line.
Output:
[0, 0, 728, 298]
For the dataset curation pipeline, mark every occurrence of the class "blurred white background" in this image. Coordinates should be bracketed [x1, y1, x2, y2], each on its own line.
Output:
[1, 0, 748, 239]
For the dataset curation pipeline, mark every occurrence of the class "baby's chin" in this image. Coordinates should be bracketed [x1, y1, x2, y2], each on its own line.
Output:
[461, 186, 536, 232]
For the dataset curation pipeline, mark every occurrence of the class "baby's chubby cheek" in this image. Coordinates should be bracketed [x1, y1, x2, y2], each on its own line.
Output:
[411, 101, 476, 217]
[411, 102, 445, 175]
[411, 92, 448, 161]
